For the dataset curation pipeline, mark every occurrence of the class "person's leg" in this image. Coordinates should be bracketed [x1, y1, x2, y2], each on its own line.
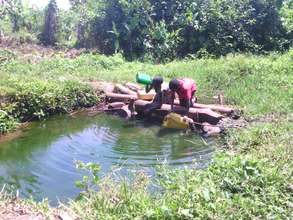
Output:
[144, 102, 162, 116]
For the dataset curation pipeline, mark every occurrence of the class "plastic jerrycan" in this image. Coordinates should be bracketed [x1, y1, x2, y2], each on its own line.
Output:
[136, 73, 152, 85]
[163, 113, 189, 129]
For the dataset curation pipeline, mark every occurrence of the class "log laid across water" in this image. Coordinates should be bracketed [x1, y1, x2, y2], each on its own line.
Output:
[115, 84, 138, 96]
[105, 105, 132, 119]
[134, 100, 223, 125]
[105, 92, 137, 103]
[125, 82, 142, 92]
[104, 92, 233, 114]
[173, 100, 233, 115]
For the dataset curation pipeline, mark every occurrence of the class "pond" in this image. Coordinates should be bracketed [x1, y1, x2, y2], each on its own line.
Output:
[0, 114, 214, 204]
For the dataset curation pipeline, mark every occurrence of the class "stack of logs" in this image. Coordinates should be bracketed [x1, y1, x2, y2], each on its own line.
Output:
[90, 81, 237, 136]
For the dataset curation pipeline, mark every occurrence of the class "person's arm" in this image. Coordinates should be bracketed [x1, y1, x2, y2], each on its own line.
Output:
[156, 91, 163, 107]
[184, 101, 190, 115]
[191, 90, 197, 106]
[170, 92, 175, 111]
[145, 84, 153, 93]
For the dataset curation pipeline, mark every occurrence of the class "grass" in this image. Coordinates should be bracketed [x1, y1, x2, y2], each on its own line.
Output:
[0, 47, 292, 219]
[1, 49, 292, 121]
[66, 120, 292, 219]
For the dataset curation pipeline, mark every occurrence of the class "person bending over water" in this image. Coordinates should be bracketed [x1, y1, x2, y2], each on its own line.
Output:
[169, 78, 197, 114]
[144, 76, 164, 115]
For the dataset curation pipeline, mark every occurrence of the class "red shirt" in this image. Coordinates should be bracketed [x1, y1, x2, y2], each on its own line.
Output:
[175, 78, 196, 100]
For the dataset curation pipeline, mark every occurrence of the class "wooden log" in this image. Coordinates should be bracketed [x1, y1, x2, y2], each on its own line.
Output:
[193, 103, 233, 114]
[125, 82, 142, 91]
[134, 100, 222, 125]
[88, 81, 115, 93]
[173, 99, 234, 115]
[104, 106, 132, 119]
[108, 102, 126, 109]
[115, 84, 138, 96]
[137, 90, 155, 101]
[105, 92, 137, 103]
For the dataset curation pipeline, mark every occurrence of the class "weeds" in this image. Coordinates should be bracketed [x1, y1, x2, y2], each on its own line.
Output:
[64, 119, 292, 219]
[68, 132, 292, 219]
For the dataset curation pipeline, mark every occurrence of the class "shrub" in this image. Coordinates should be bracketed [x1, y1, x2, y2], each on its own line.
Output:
[2, 79, 98, 122]
[0, 110, 17, 134]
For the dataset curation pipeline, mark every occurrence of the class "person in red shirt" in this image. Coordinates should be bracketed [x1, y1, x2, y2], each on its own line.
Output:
[169, 78, 197, 114]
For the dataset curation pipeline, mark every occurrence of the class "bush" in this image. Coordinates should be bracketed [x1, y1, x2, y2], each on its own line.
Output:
[0, 110, 17, 134]
[0, 76, 98, 134]
[2, 79, 98, 122]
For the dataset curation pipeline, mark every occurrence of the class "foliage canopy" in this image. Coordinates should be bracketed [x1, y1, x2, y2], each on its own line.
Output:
[0, 0, 293, 60]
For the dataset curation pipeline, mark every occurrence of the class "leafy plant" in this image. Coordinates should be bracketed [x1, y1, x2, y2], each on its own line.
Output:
[75, 161, 100, 192]
[0, 109, 17, 134]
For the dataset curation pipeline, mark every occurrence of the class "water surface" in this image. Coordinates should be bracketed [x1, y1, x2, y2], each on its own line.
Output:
[0, 114, 214, 203]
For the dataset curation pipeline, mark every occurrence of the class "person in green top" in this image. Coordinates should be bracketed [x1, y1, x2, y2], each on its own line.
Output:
[144, 76, 164, 115]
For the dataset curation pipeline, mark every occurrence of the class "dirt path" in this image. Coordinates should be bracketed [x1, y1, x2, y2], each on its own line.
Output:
[0, 196, 77, 220]
[0, 37, 89, 64]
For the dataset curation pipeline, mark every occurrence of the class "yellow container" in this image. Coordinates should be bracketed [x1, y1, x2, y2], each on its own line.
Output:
[162, 113, 189, 129]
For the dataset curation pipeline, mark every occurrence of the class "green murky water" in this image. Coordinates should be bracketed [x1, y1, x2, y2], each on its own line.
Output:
[0, 114, 214, 204]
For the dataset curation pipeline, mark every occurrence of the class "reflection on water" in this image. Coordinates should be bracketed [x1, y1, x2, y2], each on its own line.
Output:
[0, 114, 214, 204]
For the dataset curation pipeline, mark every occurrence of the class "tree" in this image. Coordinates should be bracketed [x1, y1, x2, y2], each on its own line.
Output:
[69, 0, 106, 48]
[0, 0, 23, 32]
[281, 0, 293, 43]
[40, 0, 58, 46]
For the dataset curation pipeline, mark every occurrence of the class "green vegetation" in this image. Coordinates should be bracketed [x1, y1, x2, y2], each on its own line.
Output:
[0, 110, 16, 134]
[1, 0, 293, 61]
[0, 47, 292, 218]
[0, 51, 99, 134]
[55, 49, 290, 219]
[1, 48, 292, 132]
[66, 120, 292, 219]
[0, 1, 292, 217]
[39, 0, 58, 46]
[0, 78, 97, 134]
[1, 119, 292, 219]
